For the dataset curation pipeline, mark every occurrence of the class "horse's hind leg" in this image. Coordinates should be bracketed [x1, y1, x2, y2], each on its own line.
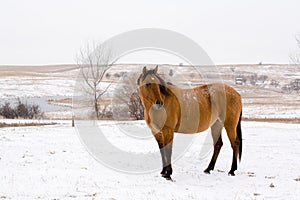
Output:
[225, 125, 240, 176]
[204, 121, 223, 174]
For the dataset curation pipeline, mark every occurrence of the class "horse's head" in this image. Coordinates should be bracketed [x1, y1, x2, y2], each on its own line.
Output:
[137, 66, 167, 109]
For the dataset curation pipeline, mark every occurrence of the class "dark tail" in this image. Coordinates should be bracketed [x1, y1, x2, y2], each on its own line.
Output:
[237, 110, 242, 161]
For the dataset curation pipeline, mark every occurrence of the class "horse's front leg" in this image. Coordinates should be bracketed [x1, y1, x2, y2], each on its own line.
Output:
[153, 127, 174, 180]
[163, 141, 173, 180]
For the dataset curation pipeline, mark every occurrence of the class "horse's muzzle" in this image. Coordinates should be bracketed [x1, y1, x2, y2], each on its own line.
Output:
[154, 100, 164, 109]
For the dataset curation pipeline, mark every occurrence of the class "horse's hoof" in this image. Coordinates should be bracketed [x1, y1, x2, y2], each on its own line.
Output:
[161, 171, 167, 177]
[160, 168, 167, 176]
[162, 173, 171, 179]
[228, 171, 235, 176]
[164, 176, 174, 181]
[162, 173, 168, 178]
[204, 169, 211, 174]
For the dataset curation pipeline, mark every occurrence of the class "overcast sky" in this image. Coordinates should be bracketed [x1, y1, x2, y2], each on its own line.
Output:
[1, 0, 300, 65]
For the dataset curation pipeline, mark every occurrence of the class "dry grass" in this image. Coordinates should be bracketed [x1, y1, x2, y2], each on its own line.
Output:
[242, 117, 300, 124]
[0, 122, 57, 128]
[48, 98, 72, 104]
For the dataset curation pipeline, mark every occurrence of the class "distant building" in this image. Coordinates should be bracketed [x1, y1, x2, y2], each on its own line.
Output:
[235, 77, 246, 85]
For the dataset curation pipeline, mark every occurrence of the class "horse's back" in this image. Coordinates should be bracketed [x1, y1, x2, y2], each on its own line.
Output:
[193, 83, 242, 131]
[165, 83, 241, 133]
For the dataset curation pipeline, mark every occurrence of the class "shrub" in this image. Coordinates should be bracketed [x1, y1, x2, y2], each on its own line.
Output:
[0, 102, 16, 119]
[0, 99, 42, 119]
[128, 91, 144, 120]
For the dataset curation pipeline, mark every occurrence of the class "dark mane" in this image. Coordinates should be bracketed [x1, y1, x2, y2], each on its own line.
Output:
[137, 69, 166, 86]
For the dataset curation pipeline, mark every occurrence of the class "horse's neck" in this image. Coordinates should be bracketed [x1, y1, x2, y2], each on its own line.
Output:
[166, 84, 189, 97]
[166, 84, 179, 92]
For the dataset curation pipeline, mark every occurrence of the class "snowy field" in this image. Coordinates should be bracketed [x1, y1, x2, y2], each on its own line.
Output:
[0, 120, 300, 199]
[0, 64, 299, 199]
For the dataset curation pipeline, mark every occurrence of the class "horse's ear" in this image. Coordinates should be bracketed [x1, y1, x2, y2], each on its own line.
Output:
[137, 74, 141, 85]
[143, 66, 147, 74]
[153, 65, 158, 73]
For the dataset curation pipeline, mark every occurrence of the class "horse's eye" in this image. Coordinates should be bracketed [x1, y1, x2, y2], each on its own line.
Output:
[145, 83, 151, 87]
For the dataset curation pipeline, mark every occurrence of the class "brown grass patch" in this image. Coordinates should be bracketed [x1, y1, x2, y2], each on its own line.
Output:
[48, 98, 72, 104]
[0, 122, 57, 128]
[242, 117, 300, 124]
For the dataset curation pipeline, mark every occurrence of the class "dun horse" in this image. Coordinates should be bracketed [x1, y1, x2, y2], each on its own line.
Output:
[137, 66, 242, 180]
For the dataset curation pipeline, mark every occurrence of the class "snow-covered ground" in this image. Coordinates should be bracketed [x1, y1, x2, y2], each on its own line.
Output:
[0, 77, 75, 98]
[0, 120, 299, 199]
[0, 64, 299, 199]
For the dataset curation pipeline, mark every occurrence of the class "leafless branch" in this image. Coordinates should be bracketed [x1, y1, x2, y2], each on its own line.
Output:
[291, 34, 300, 64]
[76, 41, 113, 119]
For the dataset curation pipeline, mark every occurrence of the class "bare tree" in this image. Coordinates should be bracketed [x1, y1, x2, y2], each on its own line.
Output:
[129, 91, 144, 120]
[290, 34, 300, 64]
[113, 72, 144, 120]
[77, 42, 113, 119]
